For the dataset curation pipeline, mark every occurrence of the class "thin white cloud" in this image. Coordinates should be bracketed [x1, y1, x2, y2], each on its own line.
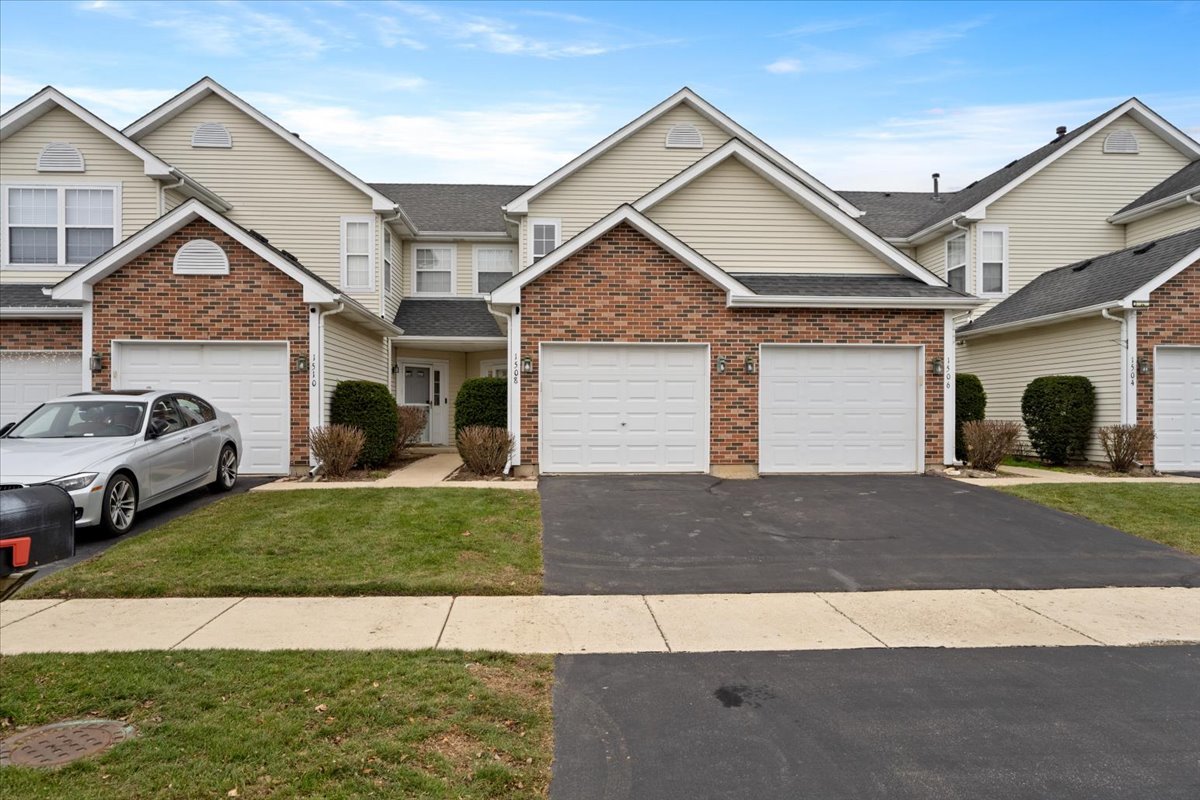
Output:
[778, 17, 877, 37]
[0, 74, 176, 121]
[881, 18, 988, 57]
[764, 47, 873, 75]
[766, 58, 804, 74]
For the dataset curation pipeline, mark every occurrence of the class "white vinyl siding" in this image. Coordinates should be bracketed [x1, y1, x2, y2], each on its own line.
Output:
[521, 105, 731, 267]
[137, 93, 381, 310]
[340, 216, 374, 290]
[645, 158, 894, 274]
[977, 225, 1008, 295]
[957, 315, 1123, 462]
[945, 233, 967, 293]
[474, 244, 516, 294]
[412, 243, 455, 296]
[1124, 204, 1200, 246]
[915, 235, 947, 279]
[323, 314, 389, 416]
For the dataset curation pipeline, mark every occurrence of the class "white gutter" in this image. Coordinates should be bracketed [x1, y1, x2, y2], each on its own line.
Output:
[1107, 188, 1200, 224]
[0, 307, 83, 319]
[957, 301, 1123, 339]
[315, 302, 345, 436]
[159, 174, 187, 216]
[903, 212, 982, 247]
[728, 294, 983, 310]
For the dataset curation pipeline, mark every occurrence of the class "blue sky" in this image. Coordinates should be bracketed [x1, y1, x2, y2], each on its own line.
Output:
[1, 0, 1197, 190]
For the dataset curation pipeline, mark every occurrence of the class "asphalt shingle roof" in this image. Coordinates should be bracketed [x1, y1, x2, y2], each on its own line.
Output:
[837, 191, 954, 238]
[393, 299, 504, 338]
[370, 184, 530, 234]
[737, 273, 969, 299]
[0, 284, 82, 309]
[1116, 160, 1200, 215]
[960, 227, 1200, 333]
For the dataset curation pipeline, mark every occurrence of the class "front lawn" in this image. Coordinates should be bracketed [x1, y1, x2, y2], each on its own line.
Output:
[1000, 484, 1200, 555]
[23, 488, 542, 599]
[0, 650, 553, 799]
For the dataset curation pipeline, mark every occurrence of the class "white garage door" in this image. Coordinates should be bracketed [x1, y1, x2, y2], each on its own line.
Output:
[760, 346, 920, 473]
[1154, 346, 1200, 472]
[541, 344, 708, 473]
[0, 351, 83, 425]
[113, 342, 290, 474]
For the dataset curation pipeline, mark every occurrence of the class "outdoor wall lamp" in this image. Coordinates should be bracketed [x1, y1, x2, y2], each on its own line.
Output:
[521, 357, 533, 373]
[716, 355, 727, 374]
[89, 352, 103, 373]
[1138, 356, 1152, 375]
[931, 357, 944, 376]
[744, 355, 756, 374]
[296, 355, 309, 373]
[391, 363, 400, 374]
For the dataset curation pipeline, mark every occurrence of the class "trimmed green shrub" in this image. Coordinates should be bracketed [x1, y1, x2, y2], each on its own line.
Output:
[330, 380, 398, 467]
[955, 373, 987, 461]
[1021, 376, 1096, 464]
[455, 377, 507, 433]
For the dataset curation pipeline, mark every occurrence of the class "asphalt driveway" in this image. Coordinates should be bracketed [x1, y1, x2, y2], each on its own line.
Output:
[540, 475, 1200, 594]
[551, 647, 1200, 800]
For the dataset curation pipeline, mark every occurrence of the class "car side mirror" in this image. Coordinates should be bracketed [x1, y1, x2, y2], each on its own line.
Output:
[147, 419, 170, 439]
[0, 422, 13, 437]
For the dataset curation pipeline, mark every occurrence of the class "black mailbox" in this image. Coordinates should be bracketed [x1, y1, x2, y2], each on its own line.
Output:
[1, 485, 76, 599]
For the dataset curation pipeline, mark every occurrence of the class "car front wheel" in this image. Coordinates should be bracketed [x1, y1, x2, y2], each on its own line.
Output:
[101, 473, 138, 536]
[210, 444, 238, 493]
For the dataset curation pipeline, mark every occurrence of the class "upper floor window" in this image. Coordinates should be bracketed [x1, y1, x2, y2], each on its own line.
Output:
[413, 244, 455, 295]
[340, 216, 374, 290]
[977, 225, 1008, 296]
[474, 245, 516, 294]
[383, 229, 393, 294]
[531, 219, 560, 263]
[945, 233, 967, 293]
[2, 185, 118, 267]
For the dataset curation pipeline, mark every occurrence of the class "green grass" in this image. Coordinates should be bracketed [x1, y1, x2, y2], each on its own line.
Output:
[1001, 456, 1081, 473]
[23, 488, 542, 599]
[0, 650, 553, 799]
[1000, 484, 1200, 555]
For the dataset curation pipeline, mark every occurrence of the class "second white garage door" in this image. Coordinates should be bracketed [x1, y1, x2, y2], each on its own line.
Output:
[113, 342, 291, 475]
[540, 344, 708, 473]
[1154, 346, 1200, 472]
[0, 351, 83, 425]
[760, 345, 921, 473]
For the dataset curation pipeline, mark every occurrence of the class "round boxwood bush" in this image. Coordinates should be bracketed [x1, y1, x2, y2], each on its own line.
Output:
[1021, 375, 1095, 465]
[329, 380, 398, 467]
[455, 377, 507, 433]
[955, 373, 987, 461]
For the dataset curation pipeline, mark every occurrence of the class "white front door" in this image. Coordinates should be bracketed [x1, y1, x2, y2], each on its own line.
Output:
[760, 345, 921, 473]
[113, 341, 290, 475]
[0, 351, 83, 425]
[401, 362, 449, 444]
[540, 344, 709, 473]
[1154, 346, 1200, 471]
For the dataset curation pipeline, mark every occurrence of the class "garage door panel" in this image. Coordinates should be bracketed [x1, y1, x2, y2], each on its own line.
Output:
[1154, 347, 1199, 471]
[0, 352, 84, 424]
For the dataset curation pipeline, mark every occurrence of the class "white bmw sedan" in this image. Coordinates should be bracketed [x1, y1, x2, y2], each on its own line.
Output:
[0, 390, 241, 535]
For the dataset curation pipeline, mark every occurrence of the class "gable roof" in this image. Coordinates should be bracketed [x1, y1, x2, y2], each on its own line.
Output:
[503, 87, 859, 217]
[371, 184, 528, 235]
[959, 226, 1200, 336]
[633, 139, 943, 286]
[123, 77, 405, 217]
[1110, 160, 1200, 222]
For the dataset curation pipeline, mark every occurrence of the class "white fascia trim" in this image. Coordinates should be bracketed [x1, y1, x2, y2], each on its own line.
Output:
[81, 301, 93, 391]
[123, 78, 400, 213]
[943, 311, 957, 465]
[905, 213, 984, 247]
[417, 231, 512, 239]
[633, 139, 942, 285]
[489, 204, 754, 304]
[1125, 310, 1138, 425]
[503, 88, 858, 217]
[1108, 188, 1200, 224]
[391, 336, 507, 346]
[0, 307, 83, 319]
[51, 198, 338, 304]
[1123, 244, 1200, 302]
[956, 301, 1121, 339]
[729, 294, 983, 309]
[0, 87, 174, 178]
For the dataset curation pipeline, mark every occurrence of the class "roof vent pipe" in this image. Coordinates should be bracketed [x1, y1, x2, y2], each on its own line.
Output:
[932, 173, 941, 200]
[1056, 125, 1067, 136]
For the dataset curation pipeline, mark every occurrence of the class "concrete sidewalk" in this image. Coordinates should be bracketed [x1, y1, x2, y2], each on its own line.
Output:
[251, 453, 538, 492]
[3, 587, 1197, 655]
[951, 465, 1200, 487]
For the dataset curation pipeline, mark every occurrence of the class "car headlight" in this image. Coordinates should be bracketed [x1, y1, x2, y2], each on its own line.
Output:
[46, 472, 99, 492]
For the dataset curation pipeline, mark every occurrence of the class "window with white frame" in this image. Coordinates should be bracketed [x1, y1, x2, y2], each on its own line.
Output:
[530, 219, 559, 262]
[383, 229, 393, 293]
[945, 233, 967, 293]
[978, 226, 1008, 295]
[4, 185, 117, 267]
[341, 216, 374, 289]
[474, 245, 516, 294]
[413, 244, 454, 295]
[480, 358, 506, 378]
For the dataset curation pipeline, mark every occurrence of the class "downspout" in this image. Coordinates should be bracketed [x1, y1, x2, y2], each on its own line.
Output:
[159, 174, 187, 216]
[950, 216, 974, 326]
[309, 303, 345, 478]
[1100, 307, 1137, 443]
[1185, 193, 1200, 207]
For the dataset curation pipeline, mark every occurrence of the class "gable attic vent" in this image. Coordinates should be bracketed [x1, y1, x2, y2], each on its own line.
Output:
[1103, 130, 1139, 154]
[37, 142, 85, 172]
[191, 122, 233, 149]
[665, 123, 704, 149]
[173, 239, 230, 275]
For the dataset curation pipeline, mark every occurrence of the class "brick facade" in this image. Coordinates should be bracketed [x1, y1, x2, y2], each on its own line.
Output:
[0, 318, 82, 351]
[91, 219, 311, 466]
[1135, 260, 1199, 467]
[518, 223, 945, 470]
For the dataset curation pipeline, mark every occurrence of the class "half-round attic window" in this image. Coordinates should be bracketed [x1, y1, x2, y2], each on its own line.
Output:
[1103, 129, 1139, 154]
[665, 123, 704, 149]
[37, 142, 85, 172]
[173, 239, 229, 275]
[191, 122, 233, 148]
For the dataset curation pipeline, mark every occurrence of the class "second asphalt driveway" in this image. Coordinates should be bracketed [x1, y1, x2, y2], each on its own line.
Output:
[539, 474, 1200, 594]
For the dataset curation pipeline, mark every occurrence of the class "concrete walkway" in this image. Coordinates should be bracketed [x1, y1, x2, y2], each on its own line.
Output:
[951, 465, 1200, 487]
[251, 453, 537, 492]
[3, 587, 1197, 655]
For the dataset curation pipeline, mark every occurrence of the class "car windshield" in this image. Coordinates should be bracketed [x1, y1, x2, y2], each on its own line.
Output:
[7, 401, 147, 439]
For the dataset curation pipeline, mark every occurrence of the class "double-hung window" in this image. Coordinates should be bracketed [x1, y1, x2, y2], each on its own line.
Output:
[413, 244, 455, 295]
[474, 245, 516, 294]
[977, 225, 1008, 295]
[945, 233, 967, 293]
[4, 185, 118, 267]
[341, 216, 374, 290]
[530, 218, 559, 262]
[382, 229, 393, 294]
